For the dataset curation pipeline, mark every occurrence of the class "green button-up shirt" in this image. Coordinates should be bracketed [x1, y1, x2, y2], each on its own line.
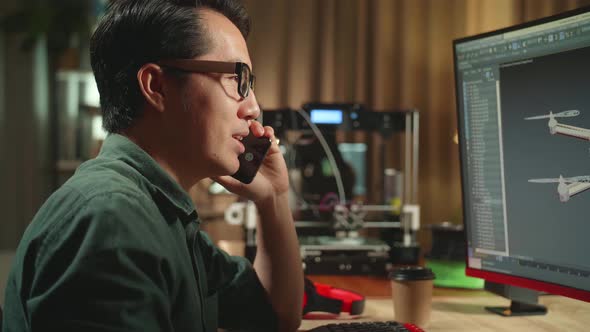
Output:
[2, 134, 277, 332]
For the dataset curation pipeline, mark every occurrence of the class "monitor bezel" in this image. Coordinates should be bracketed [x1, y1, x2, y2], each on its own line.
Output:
[453, 5, 590, 303]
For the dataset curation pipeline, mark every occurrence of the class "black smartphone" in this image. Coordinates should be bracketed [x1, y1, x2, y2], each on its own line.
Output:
[231, 132, 272, 184]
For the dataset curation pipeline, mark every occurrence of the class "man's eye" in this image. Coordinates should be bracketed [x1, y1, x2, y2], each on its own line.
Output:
[230, 75, 239, 82]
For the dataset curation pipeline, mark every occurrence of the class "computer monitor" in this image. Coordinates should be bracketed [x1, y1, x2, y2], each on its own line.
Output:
[454, 6, 590, 315]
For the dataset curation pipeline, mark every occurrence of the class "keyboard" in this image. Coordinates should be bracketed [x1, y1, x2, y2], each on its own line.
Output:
[307, 321, 424, 332]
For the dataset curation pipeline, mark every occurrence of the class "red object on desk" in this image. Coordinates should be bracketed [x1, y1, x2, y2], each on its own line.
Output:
[404, 323, 425, 332]
[303, 278, 366, 318]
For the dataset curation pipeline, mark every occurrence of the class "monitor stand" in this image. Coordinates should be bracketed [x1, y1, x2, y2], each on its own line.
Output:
[484, 281, 548, 316]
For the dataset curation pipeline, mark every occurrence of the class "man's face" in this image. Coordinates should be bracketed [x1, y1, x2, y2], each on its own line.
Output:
[165, 9, 260, 180]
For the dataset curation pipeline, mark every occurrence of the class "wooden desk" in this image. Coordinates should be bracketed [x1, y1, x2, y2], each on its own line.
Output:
[300, 276, 590, 331]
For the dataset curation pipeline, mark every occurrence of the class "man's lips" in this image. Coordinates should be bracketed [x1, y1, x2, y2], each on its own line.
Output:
[232, 134, 246, 153]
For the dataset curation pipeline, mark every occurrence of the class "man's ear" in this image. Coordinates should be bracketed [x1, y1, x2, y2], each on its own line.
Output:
[137, 63, 166, 113]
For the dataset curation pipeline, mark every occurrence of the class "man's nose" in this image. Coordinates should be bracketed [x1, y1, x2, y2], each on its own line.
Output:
[238, 91, 260, 120]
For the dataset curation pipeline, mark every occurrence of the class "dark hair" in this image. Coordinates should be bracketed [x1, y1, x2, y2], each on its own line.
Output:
[90, 0, 251, 133]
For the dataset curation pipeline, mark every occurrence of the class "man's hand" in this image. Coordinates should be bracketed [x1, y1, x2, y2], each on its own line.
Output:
[214, 121, 303, 332]
[213, 121, 288, 202]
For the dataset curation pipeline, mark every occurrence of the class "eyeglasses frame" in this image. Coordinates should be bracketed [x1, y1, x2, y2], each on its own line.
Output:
[158, 59, 255, 99]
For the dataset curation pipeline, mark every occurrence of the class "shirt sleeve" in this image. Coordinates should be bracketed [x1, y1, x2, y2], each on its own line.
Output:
[25, 192, 175, 332]
[196, 230, 278, 332]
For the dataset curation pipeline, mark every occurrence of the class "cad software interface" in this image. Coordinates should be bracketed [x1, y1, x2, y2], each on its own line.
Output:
[455, 10, 590, 292]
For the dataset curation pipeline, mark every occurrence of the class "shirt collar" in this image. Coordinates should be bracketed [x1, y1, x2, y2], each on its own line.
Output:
[98, 133, 197, 218]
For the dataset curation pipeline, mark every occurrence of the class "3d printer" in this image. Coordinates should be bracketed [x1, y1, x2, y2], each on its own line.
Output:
[225, 103, 420, 276]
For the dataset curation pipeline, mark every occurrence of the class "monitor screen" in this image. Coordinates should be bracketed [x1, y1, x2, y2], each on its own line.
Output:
[454, 7, 590, 302]
[310, 109, 343, 125]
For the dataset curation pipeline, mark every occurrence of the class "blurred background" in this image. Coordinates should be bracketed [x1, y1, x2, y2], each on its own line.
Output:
[1, 0, 589, 282]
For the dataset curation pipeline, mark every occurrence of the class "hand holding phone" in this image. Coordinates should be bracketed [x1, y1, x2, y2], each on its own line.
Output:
[231, 131, 272, 184]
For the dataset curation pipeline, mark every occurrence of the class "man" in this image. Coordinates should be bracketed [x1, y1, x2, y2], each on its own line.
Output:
[2, 0, 303, 331]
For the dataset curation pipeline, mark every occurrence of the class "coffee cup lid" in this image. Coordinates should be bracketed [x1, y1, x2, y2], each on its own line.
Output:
[389, 266, 435, 281]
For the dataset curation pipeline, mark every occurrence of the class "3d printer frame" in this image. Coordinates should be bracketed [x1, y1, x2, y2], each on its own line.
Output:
[225, 104, 421, 275]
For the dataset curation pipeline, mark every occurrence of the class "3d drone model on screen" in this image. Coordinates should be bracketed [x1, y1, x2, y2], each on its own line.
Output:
[528, 175, 590, 202]
[524, 110, 590, 141]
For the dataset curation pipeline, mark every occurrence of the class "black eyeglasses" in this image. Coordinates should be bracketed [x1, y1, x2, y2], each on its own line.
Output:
[158, 59, 256, 99]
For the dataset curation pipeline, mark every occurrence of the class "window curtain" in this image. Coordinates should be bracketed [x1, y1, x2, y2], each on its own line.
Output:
[243, 0, 590, 245]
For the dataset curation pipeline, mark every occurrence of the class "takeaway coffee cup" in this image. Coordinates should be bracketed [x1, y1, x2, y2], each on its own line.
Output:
[389, 266, 435, 327]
